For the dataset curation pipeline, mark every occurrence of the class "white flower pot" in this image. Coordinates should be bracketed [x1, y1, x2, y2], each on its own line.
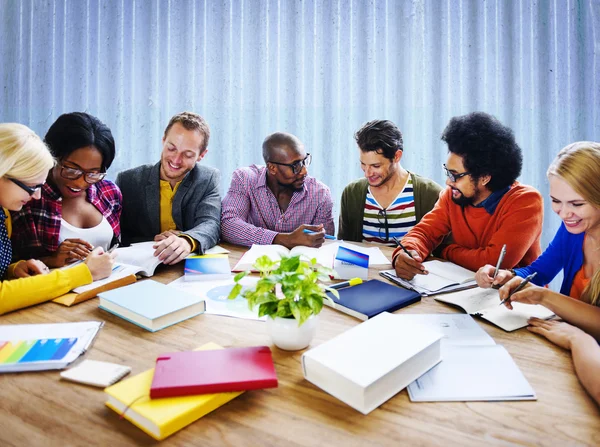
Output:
[266, 314, 319, 351]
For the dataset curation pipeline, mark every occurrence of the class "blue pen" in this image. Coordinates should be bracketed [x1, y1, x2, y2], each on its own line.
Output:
[303, 229, 336, 240]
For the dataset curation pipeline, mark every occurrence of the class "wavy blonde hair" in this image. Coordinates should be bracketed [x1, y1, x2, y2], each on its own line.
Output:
[548, 141, 600, 305]
[0, 123, 54, 180]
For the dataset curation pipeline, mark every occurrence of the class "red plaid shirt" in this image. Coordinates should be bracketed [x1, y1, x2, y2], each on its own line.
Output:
[10, 180, 122, 260]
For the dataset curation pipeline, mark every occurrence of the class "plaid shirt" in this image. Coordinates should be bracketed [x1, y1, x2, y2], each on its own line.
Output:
[221, 165, 334, 246]
[10, 180, 122, 260]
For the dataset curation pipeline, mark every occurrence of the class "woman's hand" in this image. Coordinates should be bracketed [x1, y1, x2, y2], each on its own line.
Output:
[527, 318, 587, 351]
[84, 247, 117, 281]
[498, 276, 549, 309]
[12, 259, 50, 278]
[47, 238, 94, 267]
[475, 265, 513, 288]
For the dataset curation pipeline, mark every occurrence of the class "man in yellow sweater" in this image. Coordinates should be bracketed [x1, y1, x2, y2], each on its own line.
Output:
[116, 112, 221, 265]
[393, 112, 543, 279]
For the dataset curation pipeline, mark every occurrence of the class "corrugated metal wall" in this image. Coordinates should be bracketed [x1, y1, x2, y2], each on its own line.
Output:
[1, 0, 599, 246]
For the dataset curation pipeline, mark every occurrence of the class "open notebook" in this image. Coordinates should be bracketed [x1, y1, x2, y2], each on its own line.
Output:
[434, 287, 555, 331]
[380, 260, 477, 295]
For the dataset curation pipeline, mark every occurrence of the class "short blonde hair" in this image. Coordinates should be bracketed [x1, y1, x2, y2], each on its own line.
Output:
[163, 112, 210, 153]
[548, 141, 600, 305]
[0, 123, 54, 180]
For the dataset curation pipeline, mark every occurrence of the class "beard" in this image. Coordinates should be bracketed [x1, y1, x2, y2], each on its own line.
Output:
[450, 186, 481, 207]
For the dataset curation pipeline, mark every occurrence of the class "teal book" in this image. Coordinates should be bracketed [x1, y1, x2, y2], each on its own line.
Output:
[184, 254, 232, 282]
[98, 281, 205, 332]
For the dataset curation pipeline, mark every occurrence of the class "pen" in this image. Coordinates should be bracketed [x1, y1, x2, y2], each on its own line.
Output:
[392, 237, 413, 260]
[499, 272, 537, 306]
[329, 278, 363, 290]
[303, 229, 336, 240]
[493, 244, 507, 280]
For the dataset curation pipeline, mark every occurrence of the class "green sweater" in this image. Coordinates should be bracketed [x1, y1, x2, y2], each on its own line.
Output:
[337, 173, 443, 242]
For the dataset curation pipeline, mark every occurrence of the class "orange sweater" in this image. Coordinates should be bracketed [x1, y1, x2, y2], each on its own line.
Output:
[393, 182, 543, 272]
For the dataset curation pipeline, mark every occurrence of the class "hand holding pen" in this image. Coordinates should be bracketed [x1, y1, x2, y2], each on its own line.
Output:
[392, 236, 427, 280]
[499, 272, 538, 308]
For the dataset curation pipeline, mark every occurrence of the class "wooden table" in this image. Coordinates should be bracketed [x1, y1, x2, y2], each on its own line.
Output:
[1, 243, 599, 446]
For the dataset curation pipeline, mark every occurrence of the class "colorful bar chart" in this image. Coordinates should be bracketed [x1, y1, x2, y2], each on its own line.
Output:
[0, 338, 78, 365]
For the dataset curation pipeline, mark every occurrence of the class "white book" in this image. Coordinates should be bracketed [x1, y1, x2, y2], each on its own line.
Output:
[434, 287, 555, 332]
[60, 359, 131, 387]
[380, 260, 477, 296]
[408, 345, 536, 402]
[301, 312, 443, 414]
[114, 242, 163, 277]
[233, 244, 336, 271]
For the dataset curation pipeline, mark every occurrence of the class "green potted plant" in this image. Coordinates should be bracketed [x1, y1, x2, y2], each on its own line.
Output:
[228, 254, 339, 351]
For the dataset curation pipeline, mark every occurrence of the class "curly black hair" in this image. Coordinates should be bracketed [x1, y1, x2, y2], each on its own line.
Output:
[441, 112, 522, 191]
[355, 119, 403, 161]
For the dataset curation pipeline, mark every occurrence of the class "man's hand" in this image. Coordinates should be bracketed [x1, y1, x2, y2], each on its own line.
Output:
[274, 224, 325, 249]
[47, 238, 94, 267]
[13, 259, 50, 278]
[393, 249, 427, 280]
[154, 229, 182, 241]
[153, 234, 193, 265]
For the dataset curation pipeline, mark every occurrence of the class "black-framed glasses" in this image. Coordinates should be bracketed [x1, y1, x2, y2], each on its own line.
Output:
[59, 163, 107, 184]
[9, 178, 44, 196]
[443, 163, 471, 183]
[268, 153, 312, 175]
[377, 209, 389, 242]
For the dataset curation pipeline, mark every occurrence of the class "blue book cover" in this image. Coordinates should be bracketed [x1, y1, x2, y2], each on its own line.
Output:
[325, 280, 421, 321]
[98, 280, 206, 331]
[184, 254, 231, 281]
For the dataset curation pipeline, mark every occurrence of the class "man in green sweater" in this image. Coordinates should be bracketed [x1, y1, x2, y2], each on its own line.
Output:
[338, 120, 442, 244]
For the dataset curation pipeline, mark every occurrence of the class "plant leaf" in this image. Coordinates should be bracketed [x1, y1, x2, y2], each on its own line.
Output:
[227, 283, 243, 300]
[258, 302, 278, 318]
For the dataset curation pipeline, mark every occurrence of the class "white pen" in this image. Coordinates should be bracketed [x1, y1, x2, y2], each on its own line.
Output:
[493, 244, 507, 280]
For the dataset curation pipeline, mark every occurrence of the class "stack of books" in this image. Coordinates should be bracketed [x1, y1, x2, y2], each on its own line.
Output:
[104, 343, 278, 441]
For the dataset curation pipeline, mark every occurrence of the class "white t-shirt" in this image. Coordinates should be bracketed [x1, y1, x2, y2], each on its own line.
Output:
[59, 217, 113, 251]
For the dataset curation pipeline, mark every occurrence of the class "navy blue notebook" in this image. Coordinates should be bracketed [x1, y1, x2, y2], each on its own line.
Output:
[324, 280, 421, 320]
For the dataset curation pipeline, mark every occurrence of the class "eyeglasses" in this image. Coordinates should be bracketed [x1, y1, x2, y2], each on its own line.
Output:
[9, 178, 44, 196]
[443, 163, 471, 183]
[269, 154, 312, 175]
[59, 163, 107, 184]
[377, 209, 389, 242]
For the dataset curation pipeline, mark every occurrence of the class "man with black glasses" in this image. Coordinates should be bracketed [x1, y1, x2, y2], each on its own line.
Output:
[221, 132, 334, 248]
[393, 112, 543, 280]
[338, 119, 442, 244]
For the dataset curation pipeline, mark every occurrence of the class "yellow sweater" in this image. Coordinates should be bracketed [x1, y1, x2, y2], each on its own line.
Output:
[1, 209, 92, 315]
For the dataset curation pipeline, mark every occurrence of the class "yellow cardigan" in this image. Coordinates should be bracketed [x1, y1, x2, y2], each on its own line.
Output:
[0, 209, 92, 315]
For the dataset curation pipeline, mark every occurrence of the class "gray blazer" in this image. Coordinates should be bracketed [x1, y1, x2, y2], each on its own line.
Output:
[116, 162, 221, 253]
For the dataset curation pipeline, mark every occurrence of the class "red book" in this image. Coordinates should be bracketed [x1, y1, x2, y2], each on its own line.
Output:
[150, 346, 278, 398]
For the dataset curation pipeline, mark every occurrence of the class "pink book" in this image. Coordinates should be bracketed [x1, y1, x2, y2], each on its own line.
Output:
[150, 346, 278, 398]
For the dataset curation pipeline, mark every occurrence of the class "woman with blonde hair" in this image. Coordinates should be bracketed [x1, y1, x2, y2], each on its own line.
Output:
[0, 123, 115, 315]
[476, 141, 600, 405]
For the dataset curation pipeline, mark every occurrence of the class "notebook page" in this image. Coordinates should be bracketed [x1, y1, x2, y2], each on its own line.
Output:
[478, 302, 555, 332]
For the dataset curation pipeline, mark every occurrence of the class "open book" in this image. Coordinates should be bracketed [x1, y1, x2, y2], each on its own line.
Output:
[233, 241, 389, 272]
[434, 287, 555, 332]
[380, 260, 476, 295]
[53, 242, 162, 307]
[395, 314, 536, 402]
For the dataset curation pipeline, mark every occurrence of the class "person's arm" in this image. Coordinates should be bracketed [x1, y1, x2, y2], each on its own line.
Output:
[0, 263, 92, 315]
[337, 186, 352, 241]
[528, 319, 600, 406]
[221, 170, 279, 246]
[500, 279, 600, 341]
[312, 187, 335, 237]
[441, 188, 543, 272]
[181, 169, 221, 254]
[392, 188, 453, 263]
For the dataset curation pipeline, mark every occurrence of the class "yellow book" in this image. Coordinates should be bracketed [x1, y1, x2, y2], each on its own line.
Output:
[53, 274, 137, 306]
[104, 342, 242, 440]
